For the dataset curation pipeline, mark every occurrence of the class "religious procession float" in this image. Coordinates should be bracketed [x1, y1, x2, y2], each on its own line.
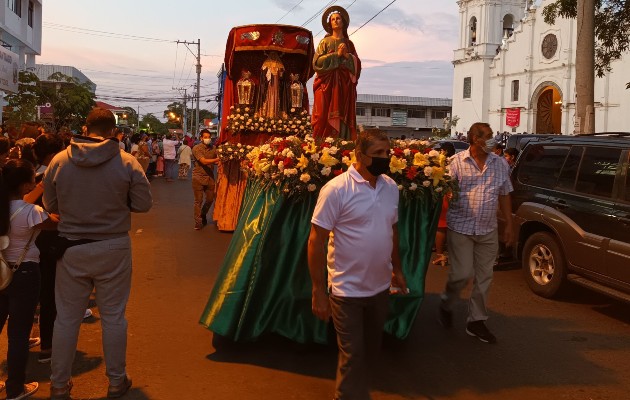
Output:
[200, 6, 456, 344]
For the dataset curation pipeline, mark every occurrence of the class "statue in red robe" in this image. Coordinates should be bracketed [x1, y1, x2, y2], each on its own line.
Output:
[312, 6, 361, 140]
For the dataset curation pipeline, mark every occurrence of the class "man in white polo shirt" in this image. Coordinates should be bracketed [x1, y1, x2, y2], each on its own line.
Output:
[308, 129, 407, 400]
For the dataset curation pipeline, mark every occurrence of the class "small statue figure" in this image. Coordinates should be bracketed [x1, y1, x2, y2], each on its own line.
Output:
[236, 70, 255, 105]
[259, 51, 285, 119]
[289, 73, 303, 110]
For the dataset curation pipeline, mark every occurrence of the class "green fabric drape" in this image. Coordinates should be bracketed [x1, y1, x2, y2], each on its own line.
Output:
[200, 181, 442, 343]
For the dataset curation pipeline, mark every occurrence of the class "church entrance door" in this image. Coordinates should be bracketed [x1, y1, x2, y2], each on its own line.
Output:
[535, 86, 562, 134]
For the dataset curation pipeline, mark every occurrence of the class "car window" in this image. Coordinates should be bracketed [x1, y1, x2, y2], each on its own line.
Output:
[517, 145, 570, 188]
[574, 147, 621, 199]
[557, 146, 584, 190]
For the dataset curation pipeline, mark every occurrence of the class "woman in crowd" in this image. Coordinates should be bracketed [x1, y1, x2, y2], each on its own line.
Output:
[0, 159, 57, 400]
[130, 134, 150, 173]
[177, 139, 192, 179]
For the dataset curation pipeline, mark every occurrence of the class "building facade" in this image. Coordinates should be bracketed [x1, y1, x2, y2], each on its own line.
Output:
[356, 94, 452, 138]
[34, 64, 97, 92]
[452, 0, 630, 134]
[0, 0, 42, 69]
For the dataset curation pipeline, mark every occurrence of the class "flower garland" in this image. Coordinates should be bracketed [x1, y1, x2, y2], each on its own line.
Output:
[216, 142, 254, 163]
[226, 106, 312, 136]
[242, 135, 457, 200]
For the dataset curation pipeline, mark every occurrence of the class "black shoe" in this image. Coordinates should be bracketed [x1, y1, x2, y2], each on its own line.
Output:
[466, 320, 497, 344]
[201, 214, 207, 226]
[438, 306, 453, 329]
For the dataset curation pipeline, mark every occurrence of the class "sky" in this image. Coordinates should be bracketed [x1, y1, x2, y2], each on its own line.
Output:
[40, 0, 461, 122]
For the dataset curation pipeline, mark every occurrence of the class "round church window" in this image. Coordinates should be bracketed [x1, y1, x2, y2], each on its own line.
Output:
[541, 34, 558, 59]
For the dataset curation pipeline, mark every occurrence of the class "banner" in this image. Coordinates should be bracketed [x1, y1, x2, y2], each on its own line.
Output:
[0, 47, 19, 93]
[506, 108, 521, 127]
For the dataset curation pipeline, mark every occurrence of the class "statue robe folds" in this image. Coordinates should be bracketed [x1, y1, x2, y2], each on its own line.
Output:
[312, 36, 361, 140]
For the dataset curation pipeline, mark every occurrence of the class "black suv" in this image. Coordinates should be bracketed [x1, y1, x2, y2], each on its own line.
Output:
[508, 133, 630, 302]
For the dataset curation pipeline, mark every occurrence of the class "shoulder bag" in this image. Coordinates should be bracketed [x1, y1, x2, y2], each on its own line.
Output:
[0, 204, 36, 291]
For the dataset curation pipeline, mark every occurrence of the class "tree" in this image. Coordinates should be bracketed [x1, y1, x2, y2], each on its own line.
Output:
[4, 70, 42, 128]
[140, 114, 167, 135]
[39, 72, 96, 132]
[122, 106, 139, 128]
[543, 0, 630, 82]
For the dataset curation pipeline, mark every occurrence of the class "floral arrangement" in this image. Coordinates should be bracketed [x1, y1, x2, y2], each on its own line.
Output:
[241, 135, 457, 200]
[226, 106, 312, 136]
[216, 142, 254, 163]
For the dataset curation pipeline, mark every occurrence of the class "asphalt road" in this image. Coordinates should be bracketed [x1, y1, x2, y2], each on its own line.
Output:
[2, 177, 629, 400]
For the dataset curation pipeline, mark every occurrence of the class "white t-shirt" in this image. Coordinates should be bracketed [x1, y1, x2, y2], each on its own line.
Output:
[177, 145, 192, 166]
[4, 200, 49, 263]
[311, 165, 399, 297]
[162, 139, 178, 160]
[130, 143, 139, 155]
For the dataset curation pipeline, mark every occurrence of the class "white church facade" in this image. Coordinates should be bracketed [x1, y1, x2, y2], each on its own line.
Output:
[452, 0, 630, 135]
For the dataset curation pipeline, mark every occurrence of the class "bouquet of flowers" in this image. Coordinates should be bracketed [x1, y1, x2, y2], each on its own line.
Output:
[226, 106, 312, 136]
[216, 142, 254, 163]
[387, 139, 458, 201]
[244, 136, 457, 201]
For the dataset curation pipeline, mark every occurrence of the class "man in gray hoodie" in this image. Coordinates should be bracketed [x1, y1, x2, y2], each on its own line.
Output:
[43, 108, 152, 399]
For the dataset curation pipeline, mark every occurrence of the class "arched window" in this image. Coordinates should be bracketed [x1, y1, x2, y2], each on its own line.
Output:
[469, 17, 478, 46]
[503, 14, 514, 39]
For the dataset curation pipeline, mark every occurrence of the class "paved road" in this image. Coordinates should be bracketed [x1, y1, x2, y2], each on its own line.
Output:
[2, 177, 629, 399]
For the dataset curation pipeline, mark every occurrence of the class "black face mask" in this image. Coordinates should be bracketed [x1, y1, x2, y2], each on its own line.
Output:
[365, 155, 390, 176]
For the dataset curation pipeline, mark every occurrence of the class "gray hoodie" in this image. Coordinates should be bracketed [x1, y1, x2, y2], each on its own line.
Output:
[43, 136, 152, 240]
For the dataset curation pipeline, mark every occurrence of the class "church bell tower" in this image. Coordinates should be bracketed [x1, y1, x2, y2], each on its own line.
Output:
[452, 0, 528, 131]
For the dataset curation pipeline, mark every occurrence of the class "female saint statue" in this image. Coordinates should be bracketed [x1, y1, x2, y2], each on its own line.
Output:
[311, 6, 361, 140]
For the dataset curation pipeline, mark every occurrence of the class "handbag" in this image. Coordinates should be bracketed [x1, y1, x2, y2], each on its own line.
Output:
[0, 204, 36, 291]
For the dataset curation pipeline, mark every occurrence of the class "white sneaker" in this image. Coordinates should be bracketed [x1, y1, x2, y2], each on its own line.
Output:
[6, 382, 38, 400]
[83, 309, 93, 319]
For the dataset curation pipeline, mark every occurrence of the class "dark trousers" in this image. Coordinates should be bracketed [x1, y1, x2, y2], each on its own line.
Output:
[39, 253, 57, 351]
[192, 177, 215, 225]
[0, 262, 41, 397]
[329, 289, 390, 400]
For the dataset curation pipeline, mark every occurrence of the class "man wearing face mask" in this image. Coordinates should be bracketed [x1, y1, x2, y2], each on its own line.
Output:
[191, 129, 219, 230]
[308, 129, 407, 400]
[438, 122, 513, 344]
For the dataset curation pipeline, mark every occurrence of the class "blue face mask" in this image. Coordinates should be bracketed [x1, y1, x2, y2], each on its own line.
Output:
[483, 138, 497, 154]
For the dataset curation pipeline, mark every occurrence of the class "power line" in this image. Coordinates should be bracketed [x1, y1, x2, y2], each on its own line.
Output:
[302, 0, 337, 27]
[42, 22, 175, 43]
[350, 0, 398, 37]
[276, 0, 305, 23]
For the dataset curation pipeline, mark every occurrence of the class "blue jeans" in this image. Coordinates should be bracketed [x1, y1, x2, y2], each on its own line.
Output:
[0, 261, 41, 397]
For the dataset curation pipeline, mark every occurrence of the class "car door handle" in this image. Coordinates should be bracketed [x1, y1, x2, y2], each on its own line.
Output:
[550, 200, 568, 209]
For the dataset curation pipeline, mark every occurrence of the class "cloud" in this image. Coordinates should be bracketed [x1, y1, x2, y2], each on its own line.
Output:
[357, 60, 454, 98]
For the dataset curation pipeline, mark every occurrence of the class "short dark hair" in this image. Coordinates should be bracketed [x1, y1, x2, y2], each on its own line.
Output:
[504, 147, 519, 158]
[0, 159, 35, 235]
[438, 142, 456, 158]
[0, 136, 9, 154]
[86, 108, 116, 136]
[355, 129, 389, 154]
[33, 134, 64, 164]
[199, 129, 211, 137]
[467, 122, 492, 143]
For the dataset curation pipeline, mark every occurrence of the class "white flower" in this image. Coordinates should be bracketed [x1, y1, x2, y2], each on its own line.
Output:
[283, 168, 298, 176]
[227, 148, 233, 152]
[403, 149, 411, 156]
[420, 141, 430, 146]
[278, 161, 285, 171]
[239, 149, 245, 153]
[342, 156, 350, 164]
[321, 167, 331, 176]
[424, 166, 433, 176]
[423, 180, 431, 187]
[435, 187, 443, 193]
[341, 141, 348, 145]
[429, 150, 439, 158]
[259, 118, 264, 123]
[307, 184, 317, 192]
[281, 148, 289, 156]
[410, 183, 418, 191]
[329, 146, 338, 155]
[245, 107, 250, 112]
[286, 150, 295, 158]
[325, 137, 334, 143]
[311, 153, 320, 161]
[397, 185, 403, 191]
[290, 108, 296, 113]
[300, 173, 311, 183]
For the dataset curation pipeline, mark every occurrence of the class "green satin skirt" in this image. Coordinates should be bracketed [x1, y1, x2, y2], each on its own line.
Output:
[199, 180, 441, 344]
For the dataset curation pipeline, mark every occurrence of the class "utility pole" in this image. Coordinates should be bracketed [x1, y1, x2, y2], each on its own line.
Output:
[172, 87, 188, 136]
[575, 0, 595, 134]
[177, 39, 201, 135]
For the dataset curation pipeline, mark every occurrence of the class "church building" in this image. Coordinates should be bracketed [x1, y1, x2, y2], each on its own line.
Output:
[452, 0, 630, 135]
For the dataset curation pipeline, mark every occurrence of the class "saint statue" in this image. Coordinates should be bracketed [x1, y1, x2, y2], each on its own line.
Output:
[311, 6, 361, 140]
[259, 51, 285, 119]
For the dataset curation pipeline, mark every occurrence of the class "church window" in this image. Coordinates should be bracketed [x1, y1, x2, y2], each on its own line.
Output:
[469, 17, 477, 46]
[542, 34, 558, 59]
[463, 77, 472, 99]
[511, 80, 520, 102]
[503, 14, 514, 39]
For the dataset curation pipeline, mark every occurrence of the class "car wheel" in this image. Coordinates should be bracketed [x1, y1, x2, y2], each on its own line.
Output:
[522, 232, 566, 298]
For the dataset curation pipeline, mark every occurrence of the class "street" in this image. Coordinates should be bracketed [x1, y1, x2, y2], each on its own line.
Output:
[2, 178, 629, 400]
